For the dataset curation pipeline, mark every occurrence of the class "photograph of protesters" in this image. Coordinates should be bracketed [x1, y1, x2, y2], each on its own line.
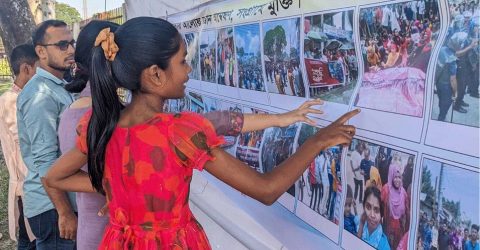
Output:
[355, 0, 440, 117]
[295, 124, 343, 224]
[217, 27, 237, 87]
[236, 108, 267, 173]
[304, 10, 358, 104]
[432, 0, 479, 127]
[184, 32, 201, 80]
[200, 30, 217, 83]
[260, 123, 298, 196]
[417, 159, 479, 250]
[263, 18, 305, 97]
[345, 139, 414, 249]
[235, 23, 265, 91]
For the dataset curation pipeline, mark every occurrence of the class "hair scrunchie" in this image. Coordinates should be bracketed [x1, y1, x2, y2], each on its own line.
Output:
[94, 27, 119, 62]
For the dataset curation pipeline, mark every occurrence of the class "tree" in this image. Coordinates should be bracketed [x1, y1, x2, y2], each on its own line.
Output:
[55, 3, 81, 26]
[0, 0, 36, 59]
[263, 25, 286, 63]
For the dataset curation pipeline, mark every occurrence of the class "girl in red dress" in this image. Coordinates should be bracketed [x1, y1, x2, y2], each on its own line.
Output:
[46, 17, 359, 249]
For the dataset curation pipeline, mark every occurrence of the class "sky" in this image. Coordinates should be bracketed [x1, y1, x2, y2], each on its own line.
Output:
[423, 159, 480, 224]
[57, 0, 125, 19]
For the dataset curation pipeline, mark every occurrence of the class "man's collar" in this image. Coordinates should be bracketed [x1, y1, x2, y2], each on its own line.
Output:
[11, 83, 22, 94]
[36, 67, 67, 85]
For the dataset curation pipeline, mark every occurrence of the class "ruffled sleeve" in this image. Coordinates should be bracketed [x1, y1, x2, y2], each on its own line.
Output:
[168, 112, 225, 171]
[75, 109, 92, 154]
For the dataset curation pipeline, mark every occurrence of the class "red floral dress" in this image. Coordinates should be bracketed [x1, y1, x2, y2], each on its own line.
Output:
[76, 111, 224, 250]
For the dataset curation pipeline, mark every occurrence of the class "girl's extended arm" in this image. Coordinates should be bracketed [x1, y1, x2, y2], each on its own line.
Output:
[205, 109, 359, 205]
[242, 99, 323, 132]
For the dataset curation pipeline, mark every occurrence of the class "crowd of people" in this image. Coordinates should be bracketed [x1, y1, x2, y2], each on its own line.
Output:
[265, 61, 305, 96]
[237, 56, 264, 91]
[360, 1, 440, 74]
[200, 49, 216, 83]
[217, 29, 237, 87]
[0, 17, 358, 250]
[345, 141, 414, 250]
[418, 212, 479, 250]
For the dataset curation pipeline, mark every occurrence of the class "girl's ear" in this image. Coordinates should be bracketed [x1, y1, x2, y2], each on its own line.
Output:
[145, 65, 167, 87]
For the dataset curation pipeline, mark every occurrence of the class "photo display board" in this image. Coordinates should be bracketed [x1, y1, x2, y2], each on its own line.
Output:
[164, 0, 480, 249]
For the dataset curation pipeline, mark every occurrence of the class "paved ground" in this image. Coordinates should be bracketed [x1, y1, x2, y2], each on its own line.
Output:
[431, 90, 480, 127]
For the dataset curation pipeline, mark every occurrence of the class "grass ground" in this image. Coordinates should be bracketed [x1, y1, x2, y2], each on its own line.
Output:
[0, 79, 17, 249]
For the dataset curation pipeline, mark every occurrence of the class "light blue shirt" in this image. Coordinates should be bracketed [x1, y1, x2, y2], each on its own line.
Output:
[17, 67, 76, 218]
[465, 240, 479, 250]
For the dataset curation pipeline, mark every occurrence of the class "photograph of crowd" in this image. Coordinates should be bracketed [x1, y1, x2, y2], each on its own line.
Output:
[260, 123, 298, 196]
[200, 30, 217, 83]
[188, 91, 205, 113]
[417, 158, 479, 250]
[303, 10, 358, 104]
[219, 101, 243, 155]
[345, 139, 415, 250]
[355, 0, 440, 117]
[184, 32, 201, 80]
[217, 27, 238, 87]
[262, 18, 305, 97]
[235, 23, 265, 91]
[235, 108, 267, 173]
[431, 0, 479, 127]
[295, 124, 343, 225]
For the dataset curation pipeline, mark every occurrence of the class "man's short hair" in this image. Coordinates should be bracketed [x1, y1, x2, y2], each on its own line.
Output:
[472, 224, 479, 232]
[10, 44, 38, 76]
[32, 19, 67, 46]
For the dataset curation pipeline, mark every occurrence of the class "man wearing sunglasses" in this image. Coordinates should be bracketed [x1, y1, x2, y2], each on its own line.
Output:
[17, 20, 77, 250]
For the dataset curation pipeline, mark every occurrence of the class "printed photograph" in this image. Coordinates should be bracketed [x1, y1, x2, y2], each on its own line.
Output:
[217, 27, 238, 87]
[417, 158, 479, 250]
[304, 10, 358, 104]
[203, 96, 219, 112]
[235, 23, 265, 91]
[296, 124, 343, 225]
[235, 108, 267, 173]
[260, 123, 298, 196]
[431, 0, 479, 127]
[184, 32, 201, 80]
[200, 30, 217, 83]
[355, 0, 440, 117]
[345, 139, 415, 250]
[188, 91, 205, 113]
[263, 18, 305, 97]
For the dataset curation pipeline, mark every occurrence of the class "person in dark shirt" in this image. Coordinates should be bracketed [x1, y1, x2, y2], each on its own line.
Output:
[360, 148, 374, 185]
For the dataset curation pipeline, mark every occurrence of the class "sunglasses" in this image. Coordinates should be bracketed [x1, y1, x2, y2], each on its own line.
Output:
[40, 39, 76, 51]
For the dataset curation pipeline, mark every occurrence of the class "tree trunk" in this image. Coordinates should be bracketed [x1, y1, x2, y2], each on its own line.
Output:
[0, 0, 36, 60]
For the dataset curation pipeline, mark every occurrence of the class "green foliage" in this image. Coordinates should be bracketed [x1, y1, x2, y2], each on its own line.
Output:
[263, 25, 286, 61]
[55, 3, 81, 25]
[421, 167, 435, 198]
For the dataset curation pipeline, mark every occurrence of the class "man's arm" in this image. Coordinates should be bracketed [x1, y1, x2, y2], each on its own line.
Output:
[22, 92, 77, 240]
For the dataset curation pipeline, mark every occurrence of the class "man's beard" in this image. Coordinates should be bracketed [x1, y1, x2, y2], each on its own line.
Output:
[48, 61, 71, 72]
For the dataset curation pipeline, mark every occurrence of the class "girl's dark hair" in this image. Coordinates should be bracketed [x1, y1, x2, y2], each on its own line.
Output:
[363, 186, 383, 216]
[65, 21, 119, 93]
[87, 17, 182, 193]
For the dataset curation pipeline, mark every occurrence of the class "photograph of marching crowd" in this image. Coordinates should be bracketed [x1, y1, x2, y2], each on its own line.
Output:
[200, 30, 217, 83]
[355, 0, 440, 117]
[260, 124, 298, 196]
[345, 139, 415, 250]
[295, 124, 343, 224]
[263, 18, 305, 97]
[184, 32, 201, 80]
[235, 23, 265, 91]
[303, 10, 358, 104]
[417, 158, 479, 250]
[235, 108, 267, 173]
[431, 0, 479, 127]
[217, 27, 238, 87]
